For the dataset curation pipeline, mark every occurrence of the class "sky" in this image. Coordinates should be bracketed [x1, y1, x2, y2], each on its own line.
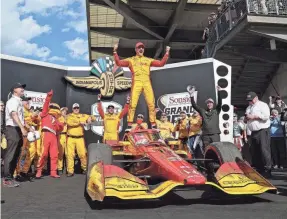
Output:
[1, 0, 89, 66]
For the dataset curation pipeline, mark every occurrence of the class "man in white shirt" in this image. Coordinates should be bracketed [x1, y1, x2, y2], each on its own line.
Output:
[245, 91, 272, 178]
[3, 83, 28, 187]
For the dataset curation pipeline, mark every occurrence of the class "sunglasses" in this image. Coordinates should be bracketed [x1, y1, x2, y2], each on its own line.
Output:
[137, 116, 144, 119]
[73, 107, 80, 109]
[137, 46, 144, 49]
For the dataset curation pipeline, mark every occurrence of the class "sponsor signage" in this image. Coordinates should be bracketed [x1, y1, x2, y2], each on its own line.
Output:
[91, 101, 123, 136]
[65, 56, 131, 97]
[157, 91, 198, 123]
[8, 90, 47, 111]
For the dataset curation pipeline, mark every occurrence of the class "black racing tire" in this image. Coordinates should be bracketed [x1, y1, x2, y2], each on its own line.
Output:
[204, 142, 243, 180]
[85, 143, 112, 209]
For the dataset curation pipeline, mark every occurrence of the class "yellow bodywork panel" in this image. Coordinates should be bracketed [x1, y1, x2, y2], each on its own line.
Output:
[87, 162, 184, 201]
[105, 180, 184, 200]
[112, 151, 133, 156]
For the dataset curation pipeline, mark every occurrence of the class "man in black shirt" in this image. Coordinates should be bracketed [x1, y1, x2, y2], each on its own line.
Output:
[188, 86, 222, 148]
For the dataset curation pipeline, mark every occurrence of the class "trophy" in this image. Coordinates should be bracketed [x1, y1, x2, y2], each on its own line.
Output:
[187, 85, 196, 97]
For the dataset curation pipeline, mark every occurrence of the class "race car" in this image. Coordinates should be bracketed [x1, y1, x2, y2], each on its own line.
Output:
[85, 129, 277, 204]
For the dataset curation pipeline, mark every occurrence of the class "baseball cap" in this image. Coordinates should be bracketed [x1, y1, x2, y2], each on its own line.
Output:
[60, 107, 68, 111]
[72, 103, 80, 108]
[11, 83, 26, 92]
[21, 96, 31, 101]
[205, 98, 214, 104]
[137, 114, 144, 118]
[107, 105, 114, 109]
[246, 92, 257, 101]
[135, 42, 145, 48]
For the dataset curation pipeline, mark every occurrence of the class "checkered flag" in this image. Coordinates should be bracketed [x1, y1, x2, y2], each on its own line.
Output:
[106, 56, 114, 72]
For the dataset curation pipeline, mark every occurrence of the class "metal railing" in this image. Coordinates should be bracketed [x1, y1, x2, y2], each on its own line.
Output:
[202, 0, 287, 58]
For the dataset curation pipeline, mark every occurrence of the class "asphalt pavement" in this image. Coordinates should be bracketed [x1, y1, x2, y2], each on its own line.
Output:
[1, 171, 287, 219]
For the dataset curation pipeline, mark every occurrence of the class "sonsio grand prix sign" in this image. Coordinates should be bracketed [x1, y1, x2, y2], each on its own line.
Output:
[65, 56, 131, 97]
[90, 101, 123, 136]
[8, 90, 47, 111]
[157, 91, 198, 123]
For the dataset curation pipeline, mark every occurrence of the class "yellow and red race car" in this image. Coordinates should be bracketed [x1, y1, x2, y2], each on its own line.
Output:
[85, 129, 277, 205]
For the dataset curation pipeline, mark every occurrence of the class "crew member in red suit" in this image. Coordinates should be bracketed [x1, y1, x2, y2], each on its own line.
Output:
[113, 42, 170, 129]
[36, 90, 64, 179]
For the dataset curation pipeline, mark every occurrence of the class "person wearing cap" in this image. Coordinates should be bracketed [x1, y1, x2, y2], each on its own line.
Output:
[97, 94, 129, 143]
[66, 102, 96, 177]
[14, 96, 40, 181]
[3, 83, 27, 187]
[245, 91, 272, 177]
[57, 107, 68, 175]
[35, 90, 64, 179]
[131, 114, 148, 131]
[173, 111, 190, 152]
[269, 96, 286, 114]
[113, 42, 170, 129]
[187, 111, 202, 154]
[189, 86, 223, 148]
[156, 112, 174, 139]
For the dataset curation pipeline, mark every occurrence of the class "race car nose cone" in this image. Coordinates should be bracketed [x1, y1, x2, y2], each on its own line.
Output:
[184, 174, 206, 185]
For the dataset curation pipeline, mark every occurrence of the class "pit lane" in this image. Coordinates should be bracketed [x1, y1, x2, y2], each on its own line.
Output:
[1, 171, 287, 219]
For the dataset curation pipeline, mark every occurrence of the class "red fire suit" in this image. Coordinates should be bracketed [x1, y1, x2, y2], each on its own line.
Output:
[114, 52, 169, 126]
[36, 91, 64, 178]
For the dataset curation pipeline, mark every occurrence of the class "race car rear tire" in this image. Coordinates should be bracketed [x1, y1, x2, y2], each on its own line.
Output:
[85, 143, 112, 208]
[204, 142, 243, 178]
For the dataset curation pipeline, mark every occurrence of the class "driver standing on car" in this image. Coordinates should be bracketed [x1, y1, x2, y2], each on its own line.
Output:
[131, 114, 148, 131]
[173, 111, 189, 151]
[97, 94, 130, 143]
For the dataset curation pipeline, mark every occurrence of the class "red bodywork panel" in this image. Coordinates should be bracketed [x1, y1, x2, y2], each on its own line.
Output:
[109, 129, 206, 185]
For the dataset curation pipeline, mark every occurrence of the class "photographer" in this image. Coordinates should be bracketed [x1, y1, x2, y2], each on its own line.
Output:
[270, 109, 286, 169]
[188, 86, 222, 148]
[269, 96, 286, 114]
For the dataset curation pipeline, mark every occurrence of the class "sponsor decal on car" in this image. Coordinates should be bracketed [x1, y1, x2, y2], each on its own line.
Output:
[91, 101, 123, 136]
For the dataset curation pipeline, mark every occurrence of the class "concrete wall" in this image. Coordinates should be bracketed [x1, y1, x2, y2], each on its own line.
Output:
[262, 63, 287, 103]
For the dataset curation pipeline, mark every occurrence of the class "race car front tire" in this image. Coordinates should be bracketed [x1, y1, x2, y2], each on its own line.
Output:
[85, 143, 112, 208]
[204, 142, 243, 180]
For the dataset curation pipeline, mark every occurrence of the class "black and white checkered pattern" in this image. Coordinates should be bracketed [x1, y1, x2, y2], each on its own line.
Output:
[105, 56, 115, 72]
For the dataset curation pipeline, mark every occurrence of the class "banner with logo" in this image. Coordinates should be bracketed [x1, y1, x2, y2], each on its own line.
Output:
[24, 90, 47, 111]
[90, 101, 123, 136]
[157, 91, 198, 123]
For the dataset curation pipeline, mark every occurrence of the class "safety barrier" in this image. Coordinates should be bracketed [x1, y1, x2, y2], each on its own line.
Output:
[203, 0, 287, 58]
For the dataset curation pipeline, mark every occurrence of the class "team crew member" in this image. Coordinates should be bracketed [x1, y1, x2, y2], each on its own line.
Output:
[3, 83, 27, 187]
[1, 101, 7, 158]
[97, 94, 129, 142]
[189, 86, 222, 147]
[57, 107, 68, 175]
[15, 96, 39, 180]
[156, 113, 174, 139]
[113, 42, 170, 129]
[188, 111, 202, 153]
[66, 103, 96, 177]
[245, 91, 272, 177]
[36, 90, 64, 179]
[173, 111, 189, 152]
[131, 114, 148, 131]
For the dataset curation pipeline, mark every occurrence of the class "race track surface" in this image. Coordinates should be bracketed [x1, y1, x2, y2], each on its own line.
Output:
[1, 171, 287, 219]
